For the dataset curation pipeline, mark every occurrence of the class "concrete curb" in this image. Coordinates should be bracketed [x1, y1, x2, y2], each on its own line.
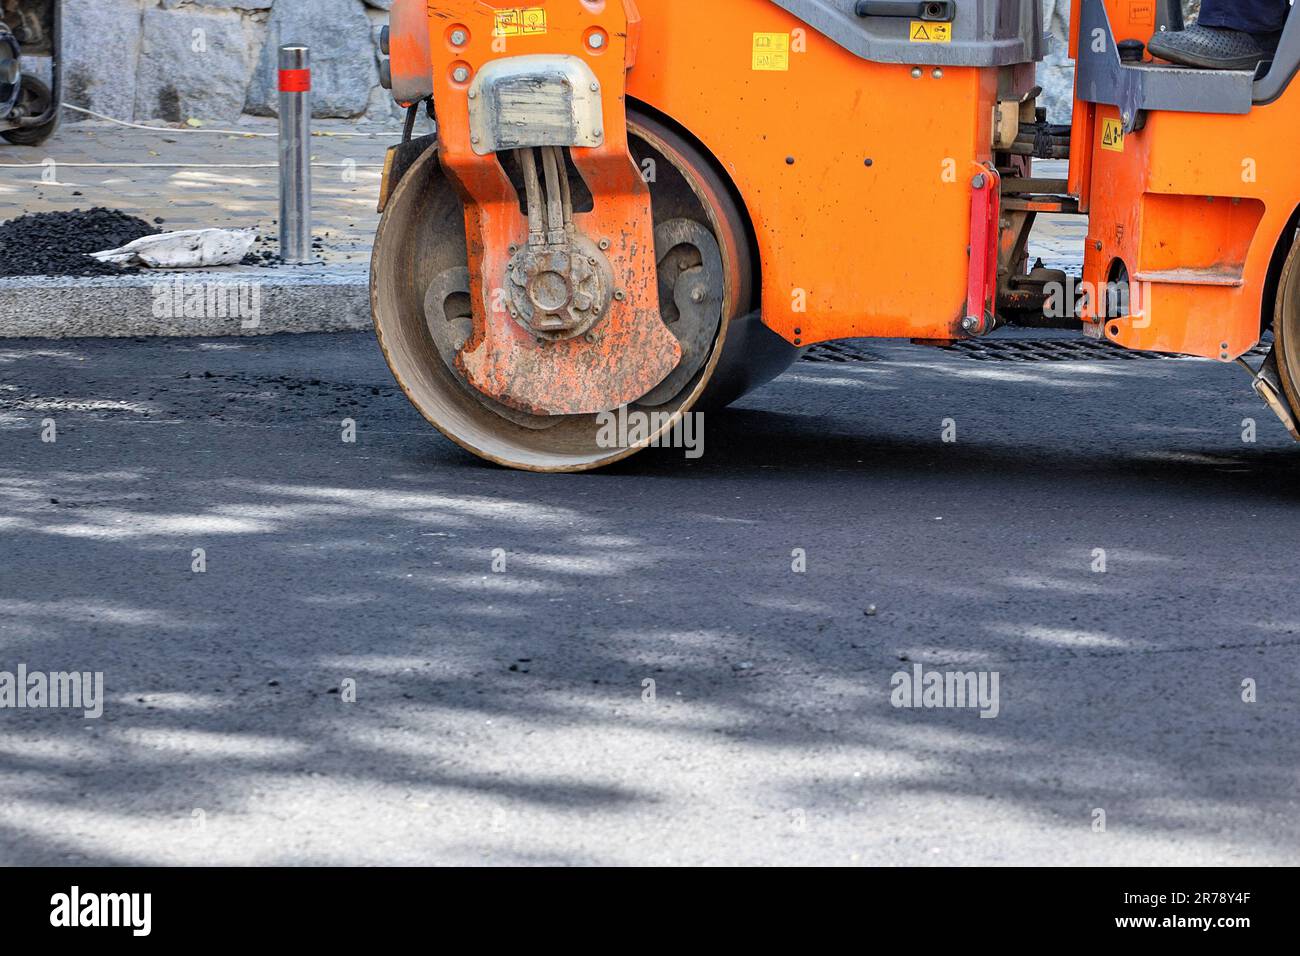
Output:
[0, 264, 371, 338]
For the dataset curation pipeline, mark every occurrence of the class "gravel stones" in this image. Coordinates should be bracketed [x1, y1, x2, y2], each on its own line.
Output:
[0, 208, 159, 277]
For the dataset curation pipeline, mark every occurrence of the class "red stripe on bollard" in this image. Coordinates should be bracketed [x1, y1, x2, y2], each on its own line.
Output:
[279, 69, 311, 93]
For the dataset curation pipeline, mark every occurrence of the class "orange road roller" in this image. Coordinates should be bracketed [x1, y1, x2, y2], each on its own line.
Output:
[370, 0, 1300, 470]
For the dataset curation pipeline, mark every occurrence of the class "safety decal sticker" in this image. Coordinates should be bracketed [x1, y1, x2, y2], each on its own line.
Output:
[1101, 118, 1125, 152]
[909, 21, 952, 43]
[752, 33, 791, 71]
[1128, 2, 1155, 26]
[494, 7, 548, 37]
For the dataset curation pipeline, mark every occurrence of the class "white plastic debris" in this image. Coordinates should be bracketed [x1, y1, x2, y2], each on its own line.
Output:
[91, 229, 257, 269]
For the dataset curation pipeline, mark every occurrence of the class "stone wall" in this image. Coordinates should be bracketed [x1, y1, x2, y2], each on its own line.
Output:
[22, 0, 397, 124]
[1039, 0, 1075, 123]
[18, 0, 1205, 127]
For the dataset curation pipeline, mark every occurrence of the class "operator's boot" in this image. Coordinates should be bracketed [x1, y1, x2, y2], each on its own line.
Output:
[1148, 23, 1281, 71]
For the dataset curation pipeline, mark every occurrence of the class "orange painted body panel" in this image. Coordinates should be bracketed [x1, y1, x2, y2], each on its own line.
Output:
[1081, 99, 1297, 360]
[626, 0, 1000, 344]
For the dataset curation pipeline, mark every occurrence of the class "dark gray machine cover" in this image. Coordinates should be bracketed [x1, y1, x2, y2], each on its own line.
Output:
[770, 0, 1044, 67]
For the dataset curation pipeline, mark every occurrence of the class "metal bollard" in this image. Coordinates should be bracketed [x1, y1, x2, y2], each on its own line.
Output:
[278, 44, 313, 265]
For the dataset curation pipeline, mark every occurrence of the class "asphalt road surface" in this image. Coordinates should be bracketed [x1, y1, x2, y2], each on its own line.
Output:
[1, 331, 1297, 866]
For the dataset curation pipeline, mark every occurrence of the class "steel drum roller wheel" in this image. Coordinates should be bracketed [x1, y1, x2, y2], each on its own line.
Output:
[1274, 231, 1300, 421]
[370, 109, 797, 471]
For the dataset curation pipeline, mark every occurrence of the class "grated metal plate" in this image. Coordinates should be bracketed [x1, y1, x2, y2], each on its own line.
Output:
[802, 336, 1273, 365]
[801, 341, 885, 364]
[947, 339, 1173, 362]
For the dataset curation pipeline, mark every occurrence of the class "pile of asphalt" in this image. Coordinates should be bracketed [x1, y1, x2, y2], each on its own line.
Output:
[0, 208, 161, 278]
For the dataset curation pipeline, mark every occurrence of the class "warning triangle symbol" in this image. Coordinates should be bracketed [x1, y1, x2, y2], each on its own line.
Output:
[914, 25, 930, 40]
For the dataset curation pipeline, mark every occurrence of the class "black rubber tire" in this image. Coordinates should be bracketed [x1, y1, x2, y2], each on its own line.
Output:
[2, 75, 60, 147]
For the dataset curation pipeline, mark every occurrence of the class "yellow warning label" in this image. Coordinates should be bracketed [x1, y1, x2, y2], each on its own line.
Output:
[909, 21, 952, 43]
[752, 32, 791, 71]
[1101, 117, 1125, 152]
[493, 7, 548, 37]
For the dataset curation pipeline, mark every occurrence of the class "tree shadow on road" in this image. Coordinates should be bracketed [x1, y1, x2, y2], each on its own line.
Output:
[2, 337, 1298, 864]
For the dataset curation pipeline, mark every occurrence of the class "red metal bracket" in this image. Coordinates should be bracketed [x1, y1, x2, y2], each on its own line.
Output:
[964, 167, 1001, 335]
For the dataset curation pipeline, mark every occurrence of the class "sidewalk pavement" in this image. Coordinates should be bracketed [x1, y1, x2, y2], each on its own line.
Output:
[0, 116, 400, 266]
